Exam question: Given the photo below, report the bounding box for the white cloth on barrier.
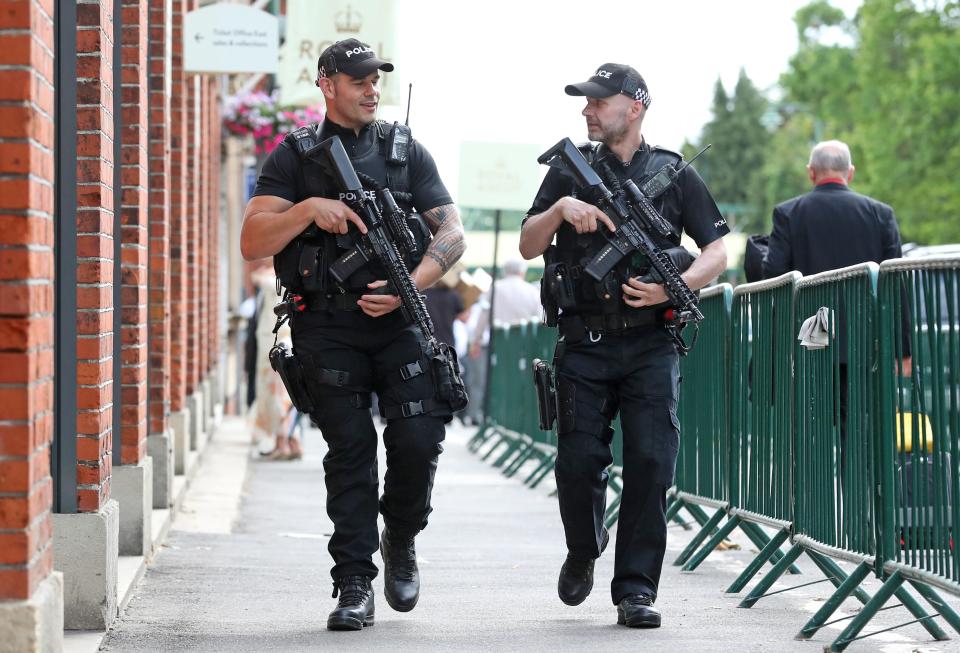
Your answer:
[797,306,833,350]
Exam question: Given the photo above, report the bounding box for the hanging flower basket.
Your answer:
[223,90,325,155]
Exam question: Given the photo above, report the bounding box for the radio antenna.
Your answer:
[404,83,412,126]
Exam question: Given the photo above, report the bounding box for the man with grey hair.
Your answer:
[763,139,903,278]
[763,139,909,477]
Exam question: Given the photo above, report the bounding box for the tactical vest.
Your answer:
[550,143,683,318]
[273,120,430,296]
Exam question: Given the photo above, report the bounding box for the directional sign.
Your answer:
[184,4,279,74]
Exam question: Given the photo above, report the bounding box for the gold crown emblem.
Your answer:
[335,5,362,33]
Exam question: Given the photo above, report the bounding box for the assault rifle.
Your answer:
[311,135,467,412]
[538,138,704,326]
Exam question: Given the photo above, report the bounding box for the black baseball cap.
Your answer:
[317,38,394,79]
[565,63,651,108]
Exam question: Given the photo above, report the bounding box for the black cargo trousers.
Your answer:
[291,308,452,582]
[553,322,680,604]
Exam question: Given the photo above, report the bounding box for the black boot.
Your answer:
[558,527,609,606]
[327,576,375,631]
[617,594,661,628]
[380,527,420,612]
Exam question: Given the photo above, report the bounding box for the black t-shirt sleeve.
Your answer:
[522,168,573,226]
[252,142,301,203]
[678,165,729,248]
[407,141,453,213]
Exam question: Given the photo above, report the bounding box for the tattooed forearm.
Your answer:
[422,203,455,232]
[422,203,465,273]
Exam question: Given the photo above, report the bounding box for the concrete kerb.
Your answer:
[62,411,239,653]
[147,428,175,508]
[113,457,154,556]
[170,409,190,475]
[200,378,211,440]
[53,500,119,630]
[0,572,63,653]
[187,390,205,452]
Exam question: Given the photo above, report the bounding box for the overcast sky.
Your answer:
[371,0,861,199]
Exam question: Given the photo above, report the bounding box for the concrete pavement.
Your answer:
[100,419,960,652]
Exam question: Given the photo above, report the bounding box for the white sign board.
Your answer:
[278,0,397,107]
[458,142,545,211]
[184,4,278,74]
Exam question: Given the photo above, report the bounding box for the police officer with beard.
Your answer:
[240,39,466,631]
[520,64,728,628]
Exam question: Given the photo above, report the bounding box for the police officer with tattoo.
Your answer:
[240,39,466,631]
[519,64,728,628]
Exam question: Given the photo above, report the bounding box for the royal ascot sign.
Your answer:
[184,4,279,73]
[458,142,545,212]
[278,0,398,107]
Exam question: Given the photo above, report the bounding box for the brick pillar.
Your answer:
[184,68,203,449]
[147,0,173,505]
[0,8,59,642]
[168,0,190,469]
[113,0,153,557]
[209,82,221,395]
[75,0,115,514]
[118,0,149,466]
[185,75,199,397]
[195,76,209,433]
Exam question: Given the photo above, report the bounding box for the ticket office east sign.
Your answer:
[184,4,279,74]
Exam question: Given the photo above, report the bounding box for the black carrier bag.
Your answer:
[743,234,769,283]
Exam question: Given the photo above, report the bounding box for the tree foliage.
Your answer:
[779,0,960,243]
[689,0,960,243]
[688,70,770,234]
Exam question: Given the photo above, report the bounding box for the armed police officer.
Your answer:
[519,64,728,628]
[240,39,466,631]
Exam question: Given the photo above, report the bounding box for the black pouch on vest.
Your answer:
[268,343,315,413]
[297,243,325,293]
[431,343,468,411]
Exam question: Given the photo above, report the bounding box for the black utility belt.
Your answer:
[300,291,364,312]
[560,310,662,337]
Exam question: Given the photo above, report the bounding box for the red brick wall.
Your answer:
[75,0,116,513]
[0,0,55,600]
[208,82,220,362]
[119,0,149,465]
[147,0,170,438]
[168,0,187,414]
[199,77,209,384]
[185,74,199,395]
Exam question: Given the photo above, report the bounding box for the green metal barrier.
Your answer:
[832,256,960,652]
[660,285,733,542]
[675,285,733,501]
[678,275,804,578]
[793,264,878,555]
[781,263,949,651]
[470,321,560,487]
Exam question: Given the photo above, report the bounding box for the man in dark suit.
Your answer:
[763,139,903,278]
[764,139,910,468]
